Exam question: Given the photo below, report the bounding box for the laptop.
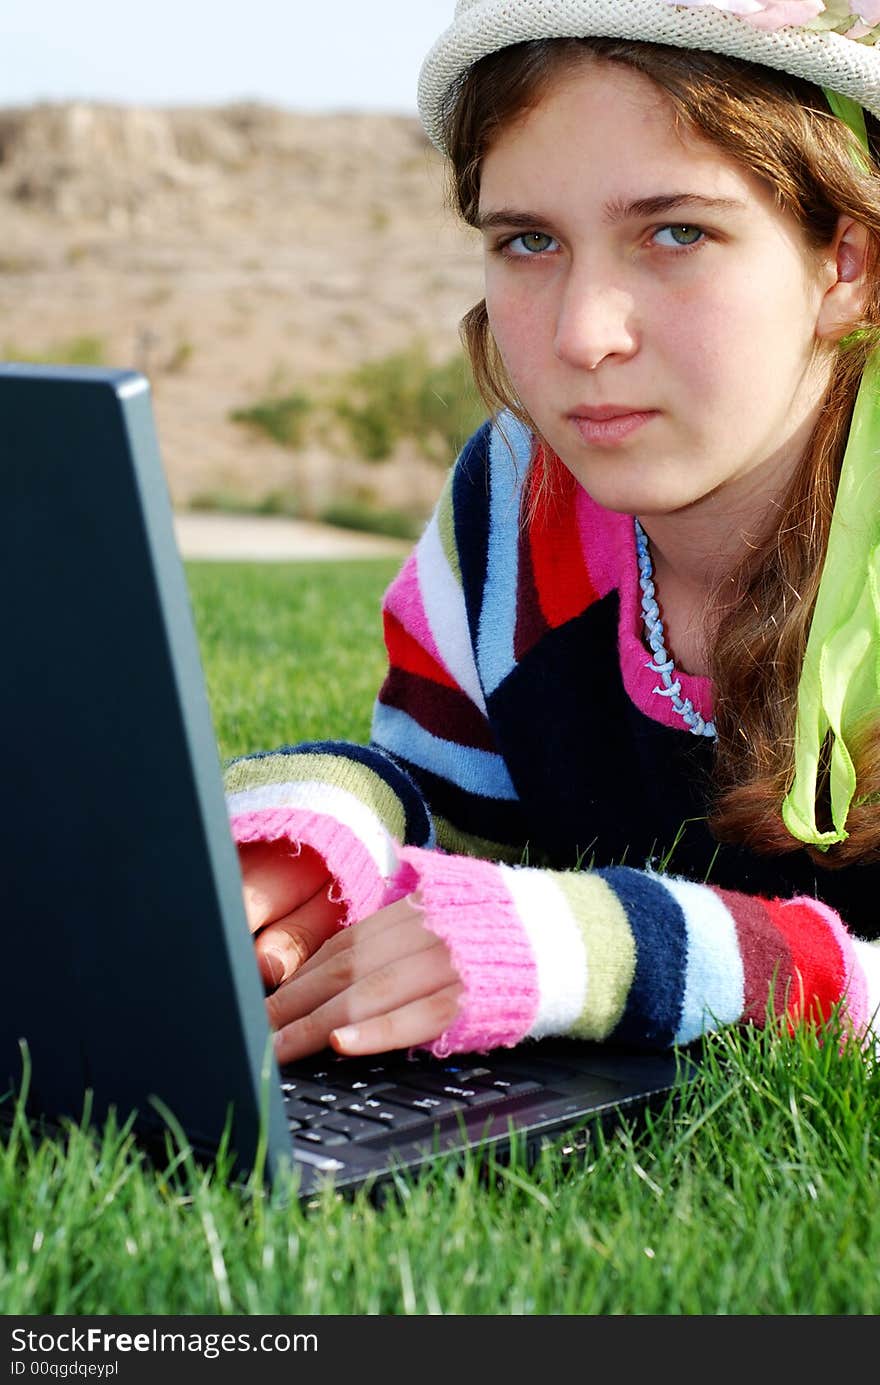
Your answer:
[0,363,697,1196]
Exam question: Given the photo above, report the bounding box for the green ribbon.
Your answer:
[782,90,880,848]
[822,87,870,162]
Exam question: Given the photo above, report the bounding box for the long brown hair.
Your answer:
[441,37,880,867]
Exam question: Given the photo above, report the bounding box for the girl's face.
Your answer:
[478,62,840,519]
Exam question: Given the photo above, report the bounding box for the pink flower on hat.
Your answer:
[741,2,825,29]
[821,0,880,37]
[660,0,821,26]
[661,1,880,41]
[849,0,880,36]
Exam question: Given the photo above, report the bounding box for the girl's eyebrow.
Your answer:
[476,192,747,231]
[603,192,748,222]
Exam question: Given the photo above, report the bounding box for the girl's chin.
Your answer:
[544,438,714,515]
[554,459,699,515]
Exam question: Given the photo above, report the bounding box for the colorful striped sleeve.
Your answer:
[390,845,880,1057]
[368,420,531,862]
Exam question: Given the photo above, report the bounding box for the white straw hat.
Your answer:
[418,0,880,152]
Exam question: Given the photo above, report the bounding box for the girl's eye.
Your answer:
[501,231,559,257]
[496,224,707,259]
[652,224,705,250]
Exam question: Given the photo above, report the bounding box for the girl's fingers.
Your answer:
[271,942,460,1063]
[330,984,464,1058]
[291,895,424,980]
[239,841,332,934]
[266,910,442,1021]
[253,886,346,989]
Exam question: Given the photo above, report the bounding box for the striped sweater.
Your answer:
[225,412,880,1057]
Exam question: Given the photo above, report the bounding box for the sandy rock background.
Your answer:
[0,102,485,517]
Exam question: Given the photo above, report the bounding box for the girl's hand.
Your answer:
[267,896,463,1062]
[238,840,345,991]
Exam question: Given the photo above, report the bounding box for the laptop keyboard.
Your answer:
[278,1050,564,1150]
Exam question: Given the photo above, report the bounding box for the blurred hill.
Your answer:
[0,102,484,518]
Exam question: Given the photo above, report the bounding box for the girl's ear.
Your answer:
[815,215,872,344]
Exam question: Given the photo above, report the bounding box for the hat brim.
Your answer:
[418,0,880,152]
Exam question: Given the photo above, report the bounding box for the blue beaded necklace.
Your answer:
[634,517,717,740]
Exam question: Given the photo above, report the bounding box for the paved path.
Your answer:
[173,512,412,562]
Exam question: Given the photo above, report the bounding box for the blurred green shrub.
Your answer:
[230,391,312,448]
[4,334,106,365]
[319,501,421,540]
[331,343,485,464]
[228,343,486,466]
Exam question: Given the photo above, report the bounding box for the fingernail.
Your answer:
[260,950,284,988]
[331,1025,358,1050]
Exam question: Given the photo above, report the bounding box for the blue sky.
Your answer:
[2,1,455,111]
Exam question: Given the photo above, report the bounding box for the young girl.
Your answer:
[227,1,880,1065]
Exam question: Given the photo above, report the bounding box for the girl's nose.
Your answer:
[553,270,638,371]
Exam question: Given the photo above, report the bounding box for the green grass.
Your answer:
[2,559,879,1315]
[186,559,399,759]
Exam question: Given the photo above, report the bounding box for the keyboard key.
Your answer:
[320,1075,396,1095]
[279,1079,340,1103]
[295,1129,349,1148]
[446,1085,511,1107]
[319,1114,391,1142]
[282,1099,320,1125]
[281,1060,348,1080]
[439,1065,493,1081]
[493,1061,576,1083]
[392,1073,506,1107]
[470,1076,542,1097]
[378,1087,464,1119]
[343,1100,429,1132]
[280,1078,323,1097]
[300,1092,344,1109]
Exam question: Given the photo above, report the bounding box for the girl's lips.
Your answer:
[569,410,658,445]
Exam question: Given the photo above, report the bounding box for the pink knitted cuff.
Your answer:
[393,845,540,1058]
[230,807,387,925]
